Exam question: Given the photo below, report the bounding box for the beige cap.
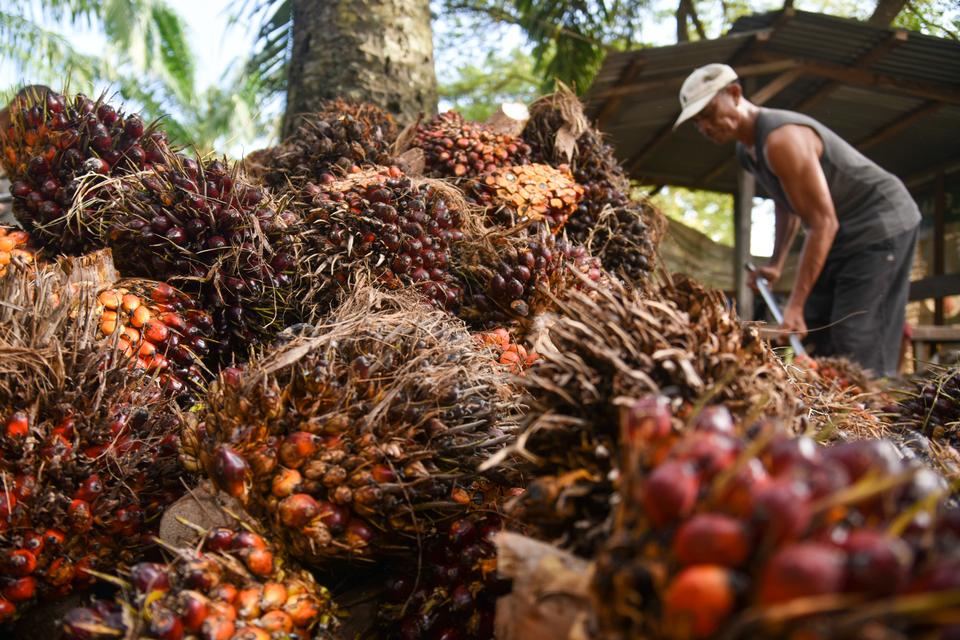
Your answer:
[673,63,738,129]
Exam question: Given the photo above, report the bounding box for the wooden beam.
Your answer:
[856,101,945,151]
[904,158,960,189]
[749,68,805,106]
[594,58,645,128]
[734,165,755,317]
[752,53,960,105]
[934,173,946,325]
[590,59,799,101]
[908,274,960,302]
[632,169,735,193]
[795,30,909,112]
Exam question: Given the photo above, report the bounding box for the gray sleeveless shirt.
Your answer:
[736,108,920,255]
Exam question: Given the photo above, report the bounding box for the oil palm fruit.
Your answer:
[60,525,339,639]
[1,89,165,254]
[414,111,531,180]
[0,227,35,279]
[470,163,584,233]
[185,285,524,563]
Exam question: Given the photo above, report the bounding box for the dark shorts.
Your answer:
[803,225,918,377]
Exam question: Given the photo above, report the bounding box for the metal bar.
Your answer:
[735,163,755,319]
[934,173,946,325]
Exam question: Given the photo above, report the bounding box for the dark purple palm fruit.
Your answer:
[289,165,464,313]
[379,513,507,640]
[1,89,163,254]
[101,155,299,361]
[247,99,399,189]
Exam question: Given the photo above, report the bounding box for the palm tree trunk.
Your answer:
[282,0,438,137]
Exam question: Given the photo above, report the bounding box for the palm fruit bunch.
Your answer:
[60,525,340,639]
[183,285,524,563]
[469,163,584,232]
[92,156,300,359]
[456,226,563,326]
[0,226,35,279]
[289,166,465,311]
[413,111,532,180]
[2,88,167,254]
[93,281,214,397]
[493,276,793,555]
[476,327,539,375]
[247,99,398,189]
[886,365,959,448]
[0,265,186,623]
[378,510,510,640]
[522,86,661,285]
[593,396,960,639]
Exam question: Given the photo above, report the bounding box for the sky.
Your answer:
[2,0,777,255]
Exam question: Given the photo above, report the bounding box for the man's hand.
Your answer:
[781,302,808,341]
[748,263,782,292]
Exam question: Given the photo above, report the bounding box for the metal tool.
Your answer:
[745,262,808,358]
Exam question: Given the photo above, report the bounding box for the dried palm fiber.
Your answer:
[882,365,960,469]
[594,396,960,640]
[0,226,37,279]
[482,273,795,555]
[245,99,398,190]
[376,503,512,640]
[0,261,188,624]
[522,85,663,286]
[67,154,300,362]
[282,165,468,314]
[411,111,532,180]
[469,163,584,232]
[61,523,340,639]
[183,282,527,563]
[2,88,168,254]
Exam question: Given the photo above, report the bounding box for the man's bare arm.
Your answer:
[765,125,838,336]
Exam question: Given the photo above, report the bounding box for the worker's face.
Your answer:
[692,87,740,144]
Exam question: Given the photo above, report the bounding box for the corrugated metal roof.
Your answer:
[584,9,960,194]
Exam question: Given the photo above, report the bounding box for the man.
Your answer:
[674,63,920,377]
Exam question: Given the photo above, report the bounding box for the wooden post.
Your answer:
[934,173,945,325]
[734,167,755,318]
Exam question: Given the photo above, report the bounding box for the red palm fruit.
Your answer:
[149,606,184,640]
[178,590,210,632]
[3,576,37,601]
[259,610,293,634]
[672,432,739,480]
[621,395,673,444]
[46,557,75,586]
[204,527,235,551]
[823,440,902,483]
[663,565,737,638]
[130,562,170,592]
[68,499,94,532]
[231,530,267,551]
[74,474,104,502]
[260,582,287,611]
[279,493,320,528]
[5,411,29,437]
[766,435,821,476]
[841,529,912,595]
[236,586,262,619]
[244,548,274,577]
[692,405,734,435]
[673,514,751,568]
[235,629,271,640]
[211,583,238,604]
[23,532,44,556]
[0,493,16,519]
[4,549,37,576]
[182,559,221,591]
[345,519,375,547]
[211,445,250,499]
[271,468,302,498]
[752,480,811,546]
[278,432,318,468]
[642,461,699,527]
[283,592,321,627]
[758,542,846,605]
[0,598,16,623]
[201,616,235,640]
